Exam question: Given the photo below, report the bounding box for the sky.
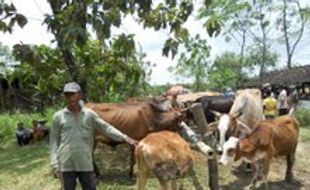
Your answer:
[1,0,310,85]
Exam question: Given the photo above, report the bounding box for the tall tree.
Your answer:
[2,0,219,96]
[276,0,308,68]
[199,0,280,77]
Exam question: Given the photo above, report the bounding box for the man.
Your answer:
[50,82,137,190]
[16,122,32,146]
[288,85,299,115]
[277,88,289,116]
[263,91,277,119]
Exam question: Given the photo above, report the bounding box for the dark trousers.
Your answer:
[278,108,289,116]
[16,134,30,146]
[61,171,96,190]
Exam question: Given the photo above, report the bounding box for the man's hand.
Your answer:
[124,136,138,147]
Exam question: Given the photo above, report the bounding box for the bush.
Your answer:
[296,108,310,127]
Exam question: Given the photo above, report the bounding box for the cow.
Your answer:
[85,99,189,177]
[219,115,299,189]
[209,89,264,152]
[194,95,234,123]
[135,131,193,190]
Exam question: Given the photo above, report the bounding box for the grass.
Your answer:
[300,125,310,142]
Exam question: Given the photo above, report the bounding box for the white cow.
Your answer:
[209,88,264,151]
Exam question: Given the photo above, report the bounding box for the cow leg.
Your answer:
[129,145,135,178]
[136,171,149,190]
[250,161,259,188]
[261,157,271,190]
[285,151,296,182]
[188,167,203,190]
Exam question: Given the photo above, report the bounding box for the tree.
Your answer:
[198,0,279,77]
[169,34,211,91]
[246,43,278,76]
[0,1,27,33]
[198,0,251,58]
[207,52,249,91]
[276,0,309,68]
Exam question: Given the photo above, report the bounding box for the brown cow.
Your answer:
[85,100,188,177]
[135,131,193,190]
[219,115,299,189]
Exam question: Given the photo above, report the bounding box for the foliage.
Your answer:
[296,108,310,127]
[207,52,249,91]
[1,0,224,98]
[10,37,152,106]
[245,43,278,74]
[198,0,310,75]
[170,34,211,91]
[0,1,27,33]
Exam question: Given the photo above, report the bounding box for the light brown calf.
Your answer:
[135,131,193,190]
[220,115,300,189]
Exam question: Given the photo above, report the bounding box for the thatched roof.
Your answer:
[244,65,310,87]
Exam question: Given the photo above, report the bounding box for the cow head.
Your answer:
[209,110,251,154]
[219,136,239,165]
[149,103,191,132]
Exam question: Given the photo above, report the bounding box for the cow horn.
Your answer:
[210,110,221,118]
[231,111,243,119]
[237,120,252,135]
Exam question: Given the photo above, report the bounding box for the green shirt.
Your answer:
[50,106,128,172]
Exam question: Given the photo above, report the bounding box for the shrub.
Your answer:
[296,108,310,127]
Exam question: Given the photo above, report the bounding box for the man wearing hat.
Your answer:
[50,82,137,190]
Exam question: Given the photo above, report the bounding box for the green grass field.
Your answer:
[0,110,309,190]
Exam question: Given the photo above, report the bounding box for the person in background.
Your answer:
[277,87,289,116]
[262,83,272,99]
[32,120,49,142]
[288,85,299,115]
[50,82,137,190]
[16,122,32,146]
[263,91,277,119]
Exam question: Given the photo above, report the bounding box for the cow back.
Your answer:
[196,95,234,122]
[135,131,193,180]
[231,88,263,128]
[247,115,299,157]
[86,102,183,141]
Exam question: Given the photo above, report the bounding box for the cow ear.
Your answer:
[208,121,219,131]
[237,120,252,135]
[210,110,221,118]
